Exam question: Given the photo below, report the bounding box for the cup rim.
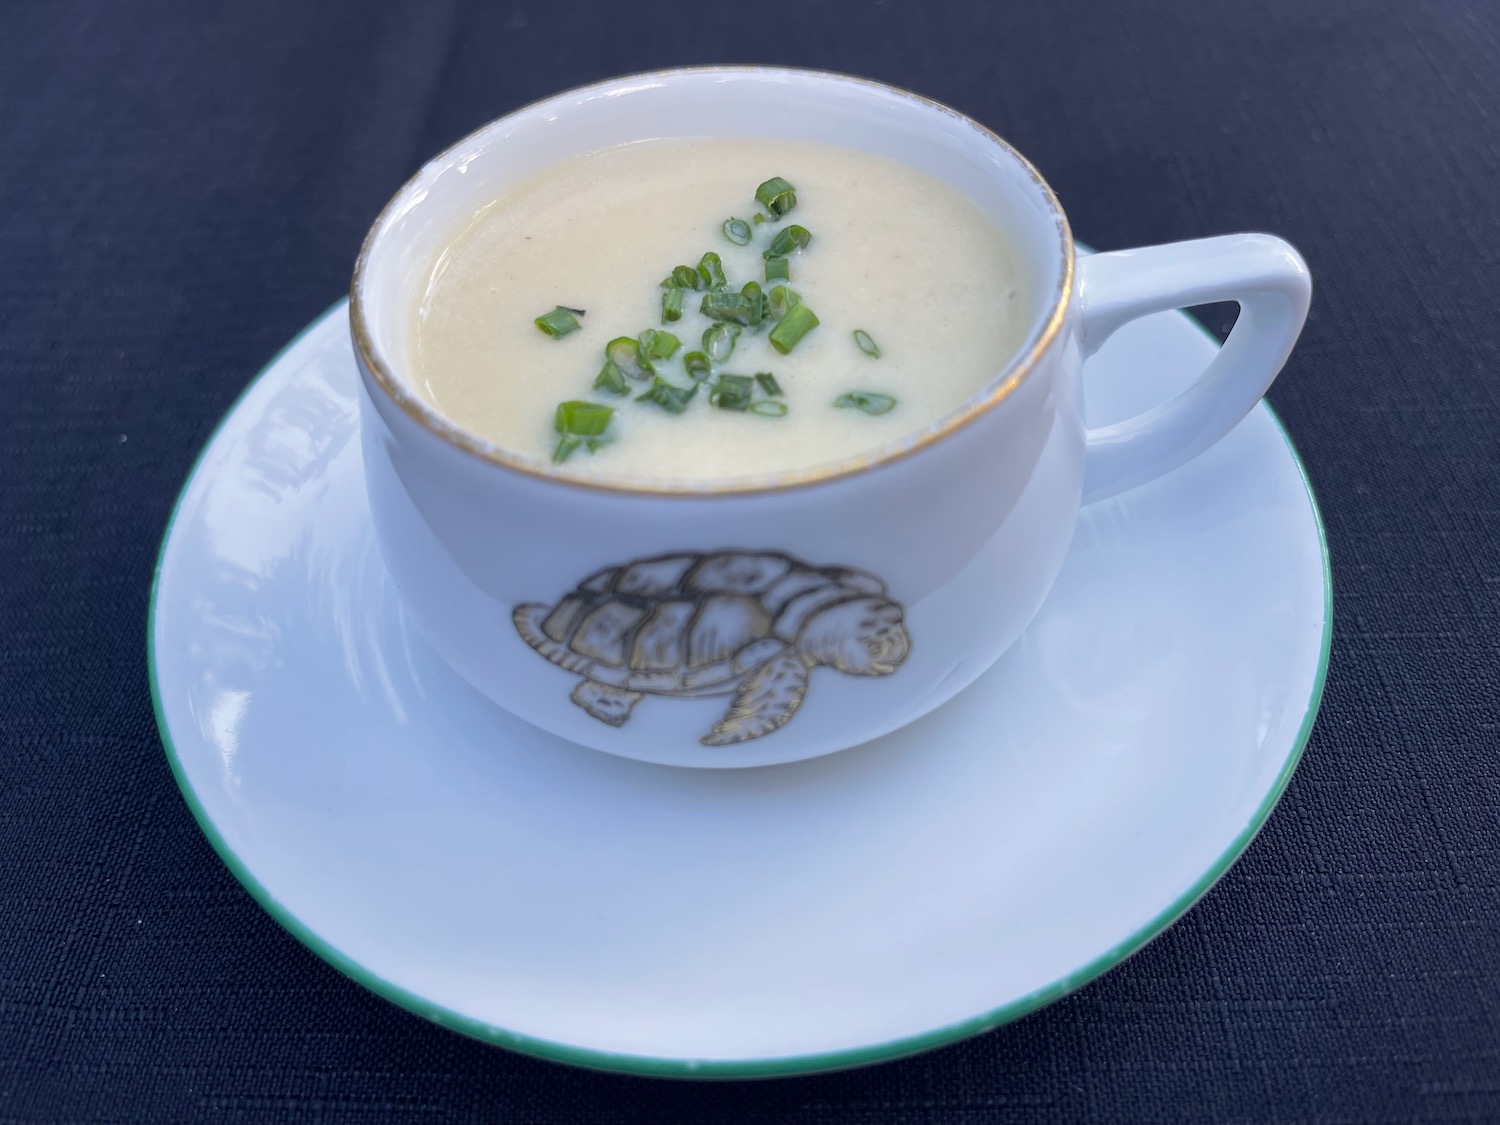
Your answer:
[349,65,1075,497]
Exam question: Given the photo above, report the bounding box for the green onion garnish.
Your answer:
[639,329,681,360]
[553,437,581,463]
[606,336,653,379]
[682,351,713,381]
[636,377,697,414]
[661,287,684,323]
[554,400,614,436]
[755,177,797,218]
[769,302,819,353]
[700,289,757,326]
[703,323,741,362]
[755,372,783,396]
[723,218,752,245]
[741,281,764,328]
[753,213,766,225]
[764,256,790,282]
[749,400,788,418]
[709,374,754,411]
[698,252,727,289]
[672,265,703,290]
[767,285,802,320]
[764,224,811,259]
[593,360,629,396]
[833,391,897,415]
[853,329,881,357]
[534,306,583,338]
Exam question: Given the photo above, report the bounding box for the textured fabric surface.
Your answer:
[2,0,1498,1121]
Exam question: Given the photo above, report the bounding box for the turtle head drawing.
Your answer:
[794,596,910,676]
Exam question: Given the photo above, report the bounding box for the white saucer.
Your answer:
[150,299,1330,1078]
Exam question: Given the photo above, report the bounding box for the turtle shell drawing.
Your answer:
[512,551,912,746]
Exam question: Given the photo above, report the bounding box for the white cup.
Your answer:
[351,67,1311,769]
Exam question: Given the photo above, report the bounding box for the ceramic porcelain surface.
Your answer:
[352,69,1310,767]
[151,301,1330,1077]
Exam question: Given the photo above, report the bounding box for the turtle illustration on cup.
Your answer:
[512,550,912,746]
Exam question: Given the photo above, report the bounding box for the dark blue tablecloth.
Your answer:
[3,1,1497,1120]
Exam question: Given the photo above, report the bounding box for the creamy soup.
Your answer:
[407,137,1027,482]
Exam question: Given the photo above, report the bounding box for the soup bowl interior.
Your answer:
[351,66,1071,486]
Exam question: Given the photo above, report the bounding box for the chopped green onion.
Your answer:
[636,377,697,414]
[833,391,897,415]
[853,329,881,357]
[661,287,684,323]
[752,213,766,225]
[700,288,758,326]
[660,275,675,289]
[764,256,790,282]
[764,224,811,259]
[741,281,764,327]
[682,351,713,381]
[755,177,797,218]
[554,400,614,436]
[749,400,788,418]
[723,217,752,245]
[593,360,629,396]
[606,336,653,379]
[767,284,802,320]
[534,306,583,338]
[703,323,741,362]
[755,372,783,396]
[553,437,581,463]
[769,302,819,353]
[672,265,703,290]
[709,374,754,411]
[698,252,727,289]
[639,329,681,360]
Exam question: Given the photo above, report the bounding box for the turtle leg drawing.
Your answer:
[571,681,643,727]
[702,652,810,746]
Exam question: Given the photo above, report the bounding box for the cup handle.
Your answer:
[1077,233,1311,504]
